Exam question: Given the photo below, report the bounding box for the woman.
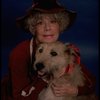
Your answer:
[1,0,96,100]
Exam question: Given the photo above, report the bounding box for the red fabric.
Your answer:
[1,75,47,100]
[65,64,74,74]
[1,40,47,100]
[9,40,31,98]
[1,40,96,100]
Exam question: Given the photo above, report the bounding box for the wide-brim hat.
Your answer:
[16,0,77,33]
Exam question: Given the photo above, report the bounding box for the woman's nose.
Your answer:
[44,22,51,31]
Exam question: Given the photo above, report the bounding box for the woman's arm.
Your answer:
[9,40,47,100]
[9,40,32,99]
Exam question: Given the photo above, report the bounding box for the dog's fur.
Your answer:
[33,41,97,100]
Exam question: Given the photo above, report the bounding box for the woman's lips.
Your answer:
[43,35,54,39]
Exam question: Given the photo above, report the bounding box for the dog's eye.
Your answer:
[38,48,43,53]
[50,51,57,56]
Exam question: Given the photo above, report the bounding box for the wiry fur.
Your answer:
[33,41,97,100]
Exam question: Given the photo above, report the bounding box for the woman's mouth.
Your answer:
[43,35,54,39]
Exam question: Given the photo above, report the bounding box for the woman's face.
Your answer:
[35,15,60,43]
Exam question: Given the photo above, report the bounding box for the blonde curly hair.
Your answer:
[25,11,70,34]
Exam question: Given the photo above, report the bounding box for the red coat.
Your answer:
[1,39,96,100]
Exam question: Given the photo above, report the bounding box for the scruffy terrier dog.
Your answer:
[33,41,97,100]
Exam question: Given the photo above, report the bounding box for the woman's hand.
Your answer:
[51,83,78,97]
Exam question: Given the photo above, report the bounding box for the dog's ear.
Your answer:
[64,45,71,55]
[64,48,70,55]
[65,43,80,57]
[65,43,80,65]
[64,43,70,53]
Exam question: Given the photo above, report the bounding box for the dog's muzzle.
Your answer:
[35,62,45,71]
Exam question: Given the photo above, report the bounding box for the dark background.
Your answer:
[1,0,99,95]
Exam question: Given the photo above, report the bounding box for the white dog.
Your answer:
[33,41,96,100]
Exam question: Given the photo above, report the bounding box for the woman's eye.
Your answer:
[51,20,57,23]
[50,51,57,56]
[36,21,42,25]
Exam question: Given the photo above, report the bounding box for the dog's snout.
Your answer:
[35,63,45,71]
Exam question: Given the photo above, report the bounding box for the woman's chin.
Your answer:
[43,39,57,43]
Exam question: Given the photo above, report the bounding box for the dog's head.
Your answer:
[33,41,76,79]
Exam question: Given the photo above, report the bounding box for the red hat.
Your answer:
[16,0,77,32]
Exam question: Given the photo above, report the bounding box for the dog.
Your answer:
[33,41,97,100]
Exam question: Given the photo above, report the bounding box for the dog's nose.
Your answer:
[35,63,45,71]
